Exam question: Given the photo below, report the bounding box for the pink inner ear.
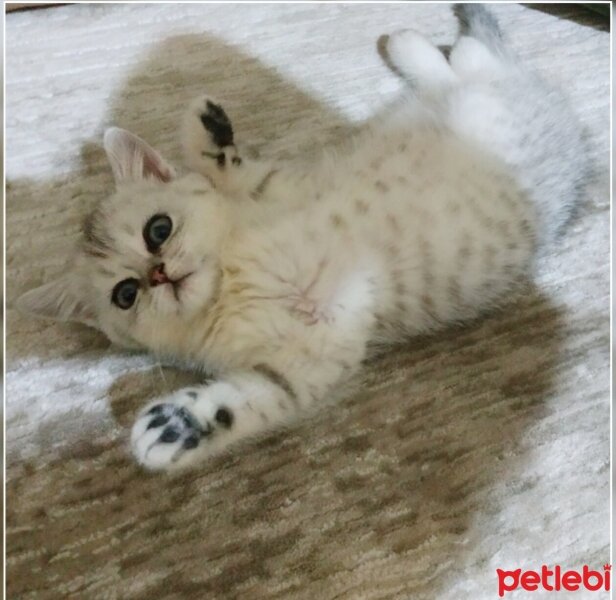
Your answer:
[143,152,172,183]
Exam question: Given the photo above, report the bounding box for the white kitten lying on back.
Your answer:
[20,5,589,471]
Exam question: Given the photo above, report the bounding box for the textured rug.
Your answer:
[6,4,610,599]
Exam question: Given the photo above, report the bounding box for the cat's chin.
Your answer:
[170,264,221,318]
[170,272,194,306]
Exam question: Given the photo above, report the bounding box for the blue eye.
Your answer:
[112,278,139,309]
[144,214,172,252]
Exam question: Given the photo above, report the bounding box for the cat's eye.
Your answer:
[144,214,172,252]
[112,278,140,310]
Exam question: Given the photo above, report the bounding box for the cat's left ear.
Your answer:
[103,127,176,185]
[16,276,97,327]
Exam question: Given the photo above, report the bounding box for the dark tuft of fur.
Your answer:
[453,4,506,54]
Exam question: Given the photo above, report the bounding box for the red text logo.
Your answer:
[496,564,611,597]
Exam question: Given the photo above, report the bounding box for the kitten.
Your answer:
[19,5,589,471]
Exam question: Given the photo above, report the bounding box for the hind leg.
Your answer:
[449,4,509,81]
[386,30,457,93]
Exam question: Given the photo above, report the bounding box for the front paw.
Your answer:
[131,387,235,471]
[131,402,209,471]
[182,95,243,175]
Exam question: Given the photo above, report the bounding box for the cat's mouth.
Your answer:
[170,272,193,302]
[151,271,193,303]
[149,263,194,303]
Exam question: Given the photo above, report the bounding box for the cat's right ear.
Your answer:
[16,277,96,327]
[103,127,176,186]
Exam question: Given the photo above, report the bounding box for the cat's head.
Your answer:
[18,128,230,351]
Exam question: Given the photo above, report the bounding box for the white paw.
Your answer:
[182,95,243,176]
[387,30,455,86]
[388,29,433,57]
[131,391,233,471]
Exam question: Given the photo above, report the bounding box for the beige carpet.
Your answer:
[6,4,610,599]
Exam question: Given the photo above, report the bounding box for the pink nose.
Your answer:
[150,263,170,286]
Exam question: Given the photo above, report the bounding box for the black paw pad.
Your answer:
[177,406,207,433]
[200,101,234,148]
[183,434,200,450]
[147,414,170,430]
[160,426,181,443]
[143,403,210,453]
[215,407,233,429]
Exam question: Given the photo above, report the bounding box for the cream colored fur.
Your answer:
[18,9,589,471]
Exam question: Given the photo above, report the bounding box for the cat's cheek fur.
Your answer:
[172,260,222,317]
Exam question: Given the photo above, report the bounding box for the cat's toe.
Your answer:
[131,402,210,471]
